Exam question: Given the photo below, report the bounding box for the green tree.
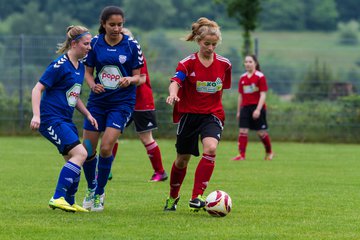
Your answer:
[259,0,306,30]
[217,0,261,57]
[123,0,176,31]
[304,0,338,31]
[296,59,334,101]
[335,0,360,22]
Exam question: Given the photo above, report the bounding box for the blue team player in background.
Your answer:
[81,6,144,212]
[30,25,98,213]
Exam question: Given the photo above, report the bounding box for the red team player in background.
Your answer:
[232,54,273,161]
[164,17,232,212]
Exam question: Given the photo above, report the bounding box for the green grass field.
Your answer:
[1,137,360,239]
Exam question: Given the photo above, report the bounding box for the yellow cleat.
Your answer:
[49,197,76,212]
[72,203,89,212]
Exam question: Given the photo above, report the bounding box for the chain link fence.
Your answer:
[0,34,359,142]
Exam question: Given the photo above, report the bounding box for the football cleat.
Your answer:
[232,155,245,161]
[82,188,95,210]
[265,152,274,161]
[72,203,89,212]
[49,197,76,212]
[164,196,180,211]
[149,171,168,182]
[91,193,105,212]
[108,171,113,181]
[189,195,206,212]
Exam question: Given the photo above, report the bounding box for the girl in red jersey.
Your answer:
[232,54,273,161]
[163,17,232,212]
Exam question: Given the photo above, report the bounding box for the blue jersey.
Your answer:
[84,33,144,108]
[39,54,85,124]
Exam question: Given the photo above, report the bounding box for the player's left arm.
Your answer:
[75,99,98,130]
[253,92,266,119]
[118,68,141,87]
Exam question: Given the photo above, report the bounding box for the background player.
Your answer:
[30,25,97,212]
[163,17,232,212]
[232,54,273,161]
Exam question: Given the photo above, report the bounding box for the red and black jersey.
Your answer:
[171,52,232,123]
[135,57,155,111]
[238,70,268,107]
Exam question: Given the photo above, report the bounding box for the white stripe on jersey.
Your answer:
[179,53,196,64]
[216,55,231,65]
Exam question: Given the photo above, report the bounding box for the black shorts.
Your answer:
[239,105,268,130]
[132,110,158,133]
[176,113,223,157]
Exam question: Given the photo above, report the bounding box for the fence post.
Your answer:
[254,37,259,57]
[19,34,24,129]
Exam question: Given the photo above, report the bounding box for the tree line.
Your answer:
[0,0,359,35]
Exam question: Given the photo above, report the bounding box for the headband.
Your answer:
[73,31,90,41]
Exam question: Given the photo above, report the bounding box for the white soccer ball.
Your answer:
[205,190,232,217]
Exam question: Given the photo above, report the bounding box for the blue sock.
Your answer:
[95,155,113,195]
[54,161,81,200]
[66,173,81,205]
[83,156,98,190]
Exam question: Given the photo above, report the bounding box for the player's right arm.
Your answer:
[85,66,105,94]
[166,81,180,105]
[30,82,45,130]
[236,94,242,120]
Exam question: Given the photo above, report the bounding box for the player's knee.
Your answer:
[99,144,112,157]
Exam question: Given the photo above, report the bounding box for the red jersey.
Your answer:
[171,52,232,123]
[135,57,155,111]
[238,70,268,107]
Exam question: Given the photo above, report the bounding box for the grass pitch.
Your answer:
[1,137,360,239]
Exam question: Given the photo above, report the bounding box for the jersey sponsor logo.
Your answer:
[196,78,223,93]
[66,83,81,107]
[119,55,127,64]
[243,83,259,94]
[99,65,123,89]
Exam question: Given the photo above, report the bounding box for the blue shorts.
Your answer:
[83,105,133,133]
[39,121,81,155]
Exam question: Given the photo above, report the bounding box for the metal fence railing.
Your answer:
[0,35,359,142]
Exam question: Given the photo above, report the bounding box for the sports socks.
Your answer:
[169,162,187,199]
[53,161,81,200]
[145,141,164,173]
[83,156,97,190]
[192,154,215,199]
[66,174,81,205]
[259,132,272,153]
[95,155,114,195]
[238,133,248,158]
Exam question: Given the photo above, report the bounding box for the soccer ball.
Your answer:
[205,190,232,217]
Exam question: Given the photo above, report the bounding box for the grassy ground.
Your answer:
[1,137,360,239]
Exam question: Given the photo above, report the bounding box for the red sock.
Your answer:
[169,162,187,199]
[145,141,164,173]
[260,133,272,153]
[238,133,248,157]
[192,154,215,199]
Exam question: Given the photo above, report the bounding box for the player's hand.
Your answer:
[166,95,180,105]
[118,77,131,88]
[236,112,240,121]
[91,83,105,94]
[87,114,98,130]
[30,115,40,130]
[252,109,260,119]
